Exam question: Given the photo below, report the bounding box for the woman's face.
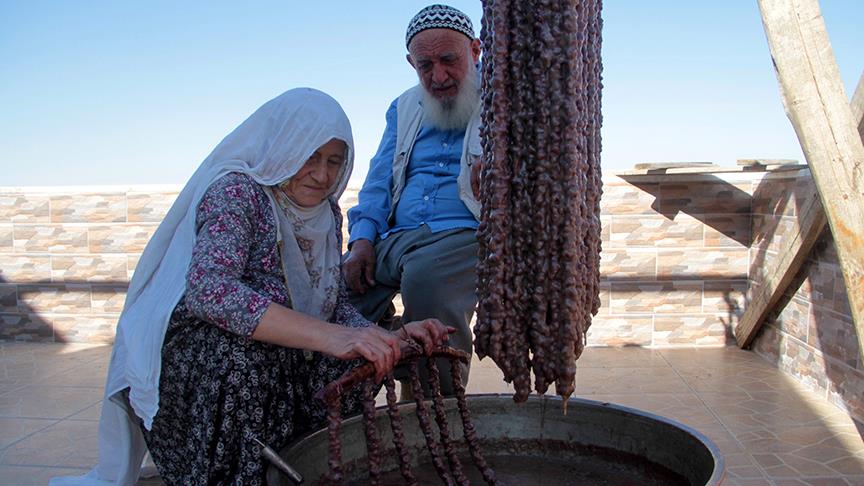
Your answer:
[282,139,347,207]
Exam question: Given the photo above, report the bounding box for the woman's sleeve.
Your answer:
[183,174,273,336]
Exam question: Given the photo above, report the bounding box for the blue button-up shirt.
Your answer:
[347,98,478,246]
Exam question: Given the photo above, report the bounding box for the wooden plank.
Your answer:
[632,162,715,170]
[737,0,864,352]
[736,189,826,348]
[737,158,799,166]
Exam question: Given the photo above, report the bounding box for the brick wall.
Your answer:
[1,168,860,422]
[0,173,766,345]
[0,186,180,342]
[590,171,752,347]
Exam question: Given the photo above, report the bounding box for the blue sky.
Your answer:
[1,1,861,186]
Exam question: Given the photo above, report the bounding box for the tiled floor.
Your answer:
[1,343,862,485]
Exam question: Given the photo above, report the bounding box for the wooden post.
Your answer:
[737,0,864,356]
[852,71,864,142]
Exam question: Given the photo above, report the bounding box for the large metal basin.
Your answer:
[268,394,724,485]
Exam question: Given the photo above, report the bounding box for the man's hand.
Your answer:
[344,239,377,294]
[470,159,482,198]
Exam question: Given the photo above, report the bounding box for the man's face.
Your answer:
[407,29,481,108]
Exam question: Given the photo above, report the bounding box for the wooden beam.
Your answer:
[737,0,864,353]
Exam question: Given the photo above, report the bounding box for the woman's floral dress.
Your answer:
[140,173,370,485]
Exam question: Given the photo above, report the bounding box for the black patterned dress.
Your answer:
[141,173,369,485]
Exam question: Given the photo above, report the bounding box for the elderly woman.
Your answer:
[52,88,451,486]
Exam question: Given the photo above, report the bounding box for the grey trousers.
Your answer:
[348,225,478,396]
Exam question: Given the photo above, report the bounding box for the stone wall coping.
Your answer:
[607,170,766,185]
[758,166,813,180]
[612,163,806,176]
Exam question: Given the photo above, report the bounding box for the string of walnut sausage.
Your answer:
[316,346,496,485]
[475,0,603,404]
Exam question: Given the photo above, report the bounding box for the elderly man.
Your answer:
[345,4,482,396]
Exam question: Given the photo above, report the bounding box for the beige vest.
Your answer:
[389,85,481,223]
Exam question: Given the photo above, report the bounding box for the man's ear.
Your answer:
[470,38,481,63]
[406,53,415,68]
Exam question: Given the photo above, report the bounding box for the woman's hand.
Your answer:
[324,325,402,382]
[400,319,455,355]
[318,319,453,382]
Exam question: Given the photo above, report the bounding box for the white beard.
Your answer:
[420,64,480,132]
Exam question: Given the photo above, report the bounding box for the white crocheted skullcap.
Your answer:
[406,4,475,47]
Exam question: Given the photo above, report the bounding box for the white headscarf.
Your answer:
[51,87,354,486]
